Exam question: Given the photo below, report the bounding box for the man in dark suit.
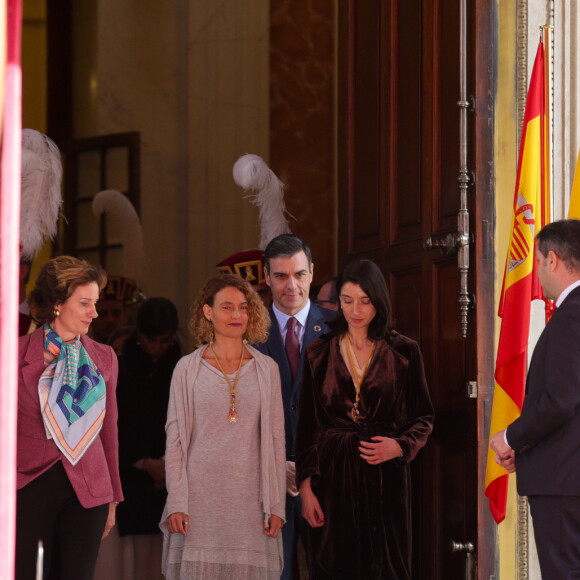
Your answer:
[490,219,580,579]
[257,234,334,580]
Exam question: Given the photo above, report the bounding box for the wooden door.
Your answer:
[338,1,495,578]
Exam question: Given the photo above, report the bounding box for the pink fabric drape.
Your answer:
[0,0,22,578]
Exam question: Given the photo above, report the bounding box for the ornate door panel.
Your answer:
[338,1,493,578]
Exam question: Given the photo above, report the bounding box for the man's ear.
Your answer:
[547,250,559,271]
[264,266,271,287]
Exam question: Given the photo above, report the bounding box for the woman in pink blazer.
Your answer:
[16,256,123,580]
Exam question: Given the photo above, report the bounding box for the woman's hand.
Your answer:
[263,515,284,538]
[299,478,325,528]
[359,436,402,465]
[166,512,190,535]
[101,502,117,539]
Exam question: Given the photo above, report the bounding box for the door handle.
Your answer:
[450,540,476,580]
[423,0,473,339]
[423,232,469,254]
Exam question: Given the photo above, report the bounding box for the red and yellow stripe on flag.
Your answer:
[485,40,548,524]
[569,150,580,219]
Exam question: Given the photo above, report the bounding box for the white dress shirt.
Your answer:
[272,301,311,348]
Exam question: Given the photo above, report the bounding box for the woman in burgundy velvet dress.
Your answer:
[296,259,434,579]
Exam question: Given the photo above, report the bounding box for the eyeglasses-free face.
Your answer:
[265,251,313,316]
[339,282,376,331]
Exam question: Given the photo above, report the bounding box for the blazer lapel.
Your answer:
[267,311,293,395]
[302,305,327,347]
[267,304,329,392]
[295,304,327,389]
[81,335,102,367]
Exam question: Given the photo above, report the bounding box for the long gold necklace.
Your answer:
[210,341,245,423]
[344,333,375,421]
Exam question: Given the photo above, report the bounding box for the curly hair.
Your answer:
[189,274,270,347]
[28,256,107,325]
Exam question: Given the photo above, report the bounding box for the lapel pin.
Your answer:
[314,325,322,333]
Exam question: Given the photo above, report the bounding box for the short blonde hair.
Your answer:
[189,274,270,347]
[28,256,107,324]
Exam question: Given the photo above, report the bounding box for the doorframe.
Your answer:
[473,1,497,578]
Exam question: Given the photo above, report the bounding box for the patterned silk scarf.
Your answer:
[38,325,107,465]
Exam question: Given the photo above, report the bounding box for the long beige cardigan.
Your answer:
[159,344,286,575]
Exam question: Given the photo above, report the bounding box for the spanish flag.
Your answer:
[485,39,549,524]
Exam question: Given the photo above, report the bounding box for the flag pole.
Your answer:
[542,26,553,224]
[542,25,555,322]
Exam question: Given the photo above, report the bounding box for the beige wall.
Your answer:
[70,0,269,337]
[493,3,518,579]
[22,0,337,344]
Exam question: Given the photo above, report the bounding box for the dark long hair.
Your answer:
[329,259,393,340]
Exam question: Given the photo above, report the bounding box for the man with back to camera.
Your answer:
[257,234,334,580]
[490,219,580,579]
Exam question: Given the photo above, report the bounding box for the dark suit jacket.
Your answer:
[256,302,334,459]
[18,327,124,508]
[507,285,580,496]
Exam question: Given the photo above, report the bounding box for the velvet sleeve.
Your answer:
[394,341,434,463]
[295,348,322,488]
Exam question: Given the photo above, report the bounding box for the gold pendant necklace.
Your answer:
[210,341,245,423]
[344,333,375,421]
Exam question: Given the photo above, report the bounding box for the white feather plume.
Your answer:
[20,129,63,260]
[233,154,291,250]
[92,190,146,284]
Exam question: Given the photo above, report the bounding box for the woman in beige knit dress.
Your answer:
[160,274,286,579]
